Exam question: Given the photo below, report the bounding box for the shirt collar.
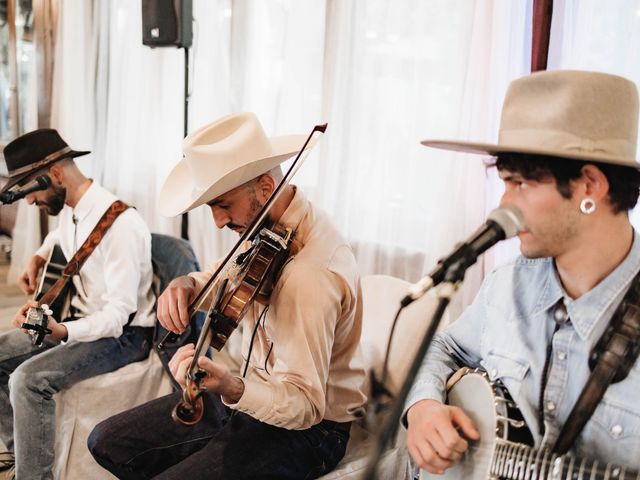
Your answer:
[542,230,640,341]
[534,258,565,314]
[71,180,98,224]
[274,186,310,241]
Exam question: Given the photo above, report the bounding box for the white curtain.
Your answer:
[10,0,535,319]
[310,0,531,315]
[5,0,45,284]
[190,0,533,318]
[189,0,327,268]
[548,0,640,228]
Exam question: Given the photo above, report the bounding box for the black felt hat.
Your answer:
[1,129,90,193]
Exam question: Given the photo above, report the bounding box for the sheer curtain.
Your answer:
[53,0,191,234]
[547,0,640,229]
[5,0,50,284]
[188,0,326,268]
[307,0,532,314]
[10,0,534,318]
[189,0,533,316]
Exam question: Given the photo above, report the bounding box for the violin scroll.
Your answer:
[171,371,207,425]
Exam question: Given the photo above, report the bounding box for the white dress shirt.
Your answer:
[36,181,155,342]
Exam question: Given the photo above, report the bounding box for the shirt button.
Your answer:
[546,401,556,412]
[611,424,623,438]
[557,352,567,360]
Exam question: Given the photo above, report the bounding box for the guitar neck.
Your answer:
[492,440,639,480]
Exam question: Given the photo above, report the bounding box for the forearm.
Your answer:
[405,333,465,407]
[50,321,68,341]
[225,376,323,429]
[220,376,245,404]
[65,298,135,341]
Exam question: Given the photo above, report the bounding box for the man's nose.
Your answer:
[210,206,229,229]
[498,188,513,208]
[25,193,36,205]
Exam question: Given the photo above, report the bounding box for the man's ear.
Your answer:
[256,173,276,202]
[577,164,609,204]
[47,163,64,186]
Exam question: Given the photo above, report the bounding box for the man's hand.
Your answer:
[12,301,35,331]
[17,255,47,295]
[157,276,196,334]
[169,344,244,403]
[12,300,67,340]
[406,399,480,475]
[168,343,196,385]
[196,356,245,404]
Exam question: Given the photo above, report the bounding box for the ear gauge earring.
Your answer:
[580,197,596,214]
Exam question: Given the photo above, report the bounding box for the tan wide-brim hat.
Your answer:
[422,70,640,168]
[159,112,315,216]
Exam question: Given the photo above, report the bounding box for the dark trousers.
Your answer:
[88,390,350,480]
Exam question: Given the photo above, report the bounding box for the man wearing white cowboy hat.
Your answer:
[404,70,640,475]
[88,112,367,479]
[0,129,156,479]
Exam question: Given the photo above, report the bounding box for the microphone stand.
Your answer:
[361,257,469,480]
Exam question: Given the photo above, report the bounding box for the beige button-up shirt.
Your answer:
[191,188,366,430]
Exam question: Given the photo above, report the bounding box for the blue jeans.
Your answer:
[0,326,152,480]
[88,390,350,479]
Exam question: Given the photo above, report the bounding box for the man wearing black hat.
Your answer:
[0,129,156,479]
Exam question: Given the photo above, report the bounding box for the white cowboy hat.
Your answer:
[422,70,640,168]
[159,112,315,216]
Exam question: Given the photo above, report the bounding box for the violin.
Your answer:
[159,123,327,426]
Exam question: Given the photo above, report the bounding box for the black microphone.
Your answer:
[0,175,52,204]
[401,205,524,306]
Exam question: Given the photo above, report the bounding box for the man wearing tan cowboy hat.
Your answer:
[0,129,156,479]
[88,112,367,479]
[404,70,640,476]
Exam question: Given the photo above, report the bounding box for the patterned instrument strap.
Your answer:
[38,200,129,308]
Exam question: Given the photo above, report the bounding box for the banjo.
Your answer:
[420,368,639,480]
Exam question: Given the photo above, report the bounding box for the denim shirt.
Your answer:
[405,232,640,468]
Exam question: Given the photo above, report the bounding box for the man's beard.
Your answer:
[227,195,264,233]
[39,185,67,216]
[246,196,263,225]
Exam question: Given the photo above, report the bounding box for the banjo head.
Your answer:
[420,370,500,480]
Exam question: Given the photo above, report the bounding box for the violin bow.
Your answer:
[187,278,228,373]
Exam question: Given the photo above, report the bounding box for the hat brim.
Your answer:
[158,134,316,217]
[0,149,90,194]
[421,139,640,169]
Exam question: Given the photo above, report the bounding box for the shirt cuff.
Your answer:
[35,245,51,260]
[188,272,208,289]
[62,319,91,342]
[223,377,276,423]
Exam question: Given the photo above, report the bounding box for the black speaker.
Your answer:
[142,0,192,48]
